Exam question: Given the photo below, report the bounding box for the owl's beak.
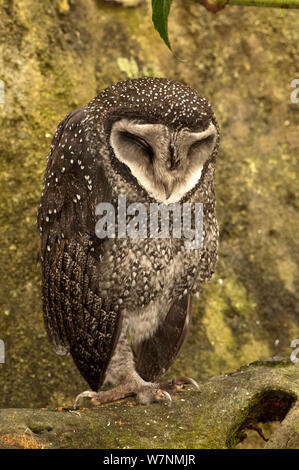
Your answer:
[163,181,174,200]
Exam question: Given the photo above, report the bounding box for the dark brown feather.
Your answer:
[134,294,192,382]
[37,108,122,391]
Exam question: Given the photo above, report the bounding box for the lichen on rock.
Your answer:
[0,361,298,448]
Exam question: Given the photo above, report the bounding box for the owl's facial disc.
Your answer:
[109,118,217,203]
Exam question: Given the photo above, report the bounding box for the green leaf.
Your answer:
[151,0,173,51]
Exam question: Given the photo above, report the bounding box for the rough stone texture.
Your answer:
[0,361,298,449]
[265,402,299,449]
[0,0,298,428]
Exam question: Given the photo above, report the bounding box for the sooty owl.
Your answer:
[37,77,220,405]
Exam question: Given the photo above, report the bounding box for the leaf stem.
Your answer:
[201,0,299,9]
[229,0,299,7]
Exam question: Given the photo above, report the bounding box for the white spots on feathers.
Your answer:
[38,77,218,313]
[85,77,215,132]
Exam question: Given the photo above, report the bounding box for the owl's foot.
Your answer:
[74,375,200,407]
[74,380,171,407]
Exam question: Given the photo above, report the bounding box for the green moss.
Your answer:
[0,363,297,448]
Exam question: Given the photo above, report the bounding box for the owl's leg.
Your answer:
[74,322,171,406]
[74,321,199,407]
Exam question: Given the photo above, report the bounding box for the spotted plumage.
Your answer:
[37,77,220,404]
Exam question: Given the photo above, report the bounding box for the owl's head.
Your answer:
[109,117,217,203]
[93,78,219,203]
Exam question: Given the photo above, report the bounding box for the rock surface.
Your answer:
[0,361,298,449]
[265,401,299,449]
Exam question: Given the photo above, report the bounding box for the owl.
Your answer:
[37,77,220,406]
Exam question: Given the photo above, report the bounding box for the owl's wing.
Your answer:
[37,108,122,391]
[134,294,192,382]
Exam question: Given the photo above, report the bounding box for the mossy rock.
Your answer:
[0,361,298,449]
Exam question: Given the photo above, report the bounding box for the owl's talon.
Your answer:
[137,386,172,405]
[158,390,172,404]
[91,396,106,407]
[174,376,201,391]
[74,390,99,408]
[160,376,201,393]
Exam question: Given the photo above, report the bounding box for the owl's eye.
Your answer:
[119,131,154,161]
[187,134,216,164]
